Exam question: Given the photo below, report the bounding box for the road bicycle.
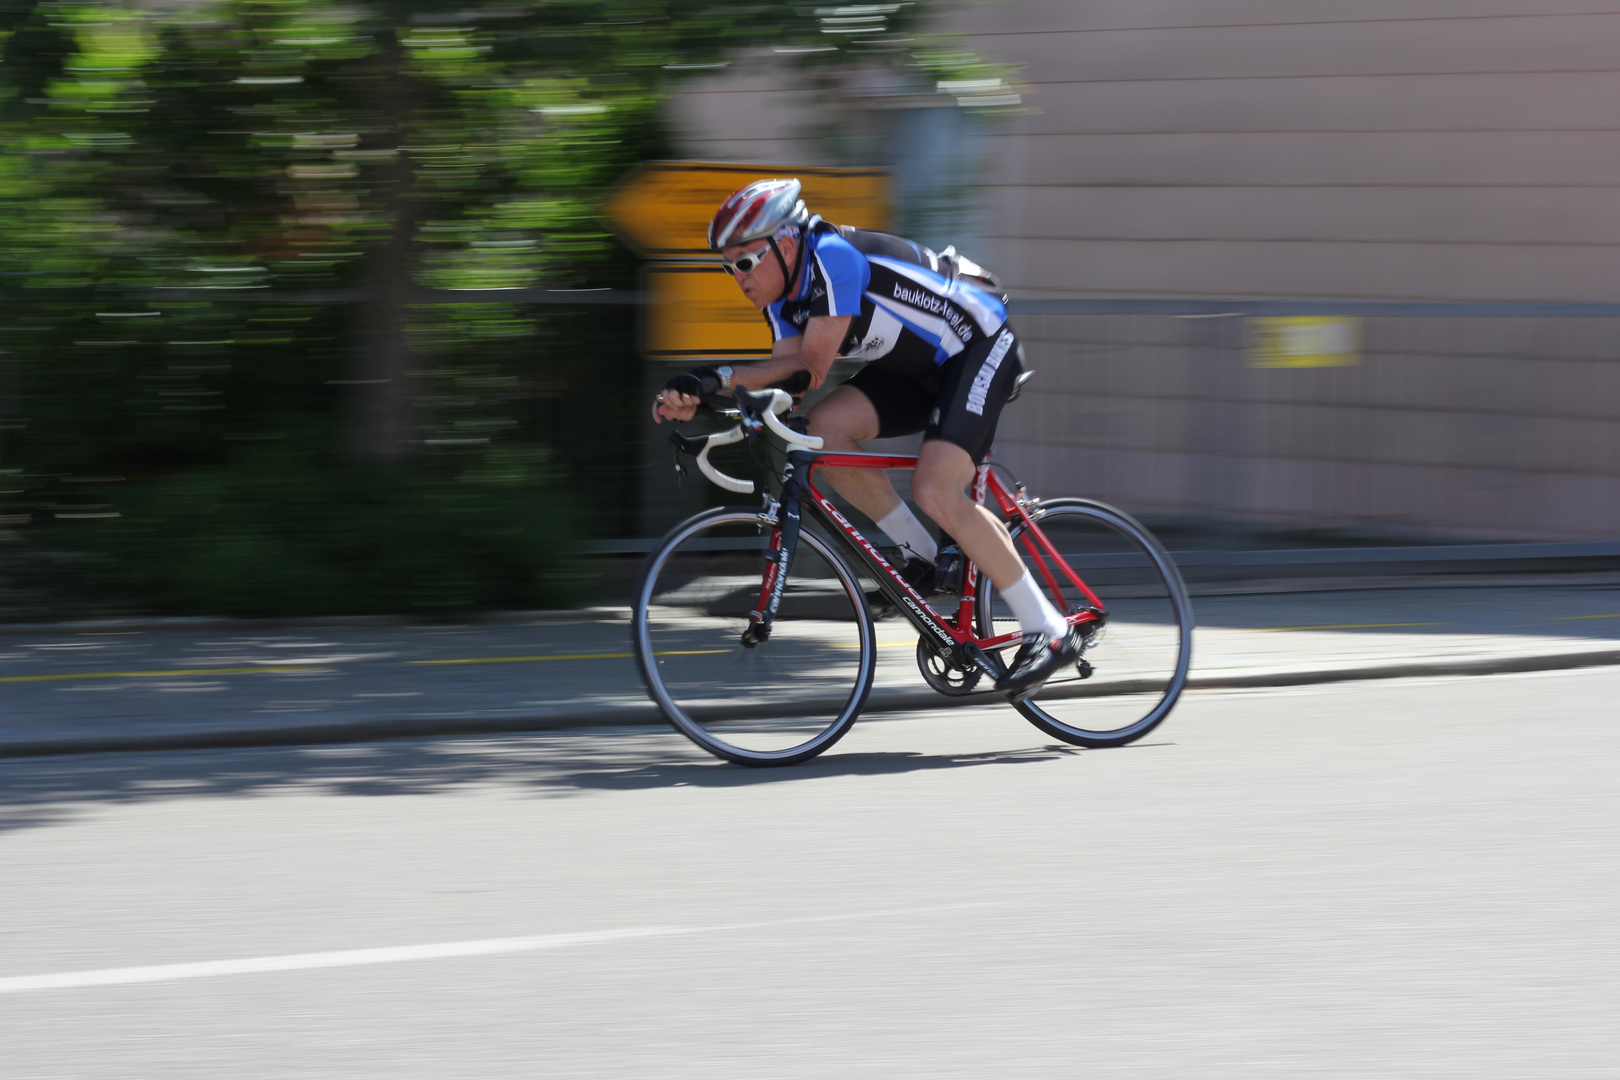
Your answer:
[632,385,1193,766]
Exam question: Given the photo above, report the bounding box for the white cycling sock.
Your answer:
[876,503,938,564]
[1000,571,1068,639]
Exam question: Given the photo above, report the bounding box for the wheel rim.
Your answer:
[634,510,874,764]
[976,501,1192,744]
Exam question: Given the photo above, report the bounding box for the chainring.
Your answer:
[915,637,983,697]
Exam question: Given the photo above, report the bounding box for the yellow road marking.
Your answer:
[411,649,726,666]
[413,652,630,665]
[1243,622,1448,633]
[10,612,1610,684]
[0,666,328,684]
[832,641,920,649]
[5,647,786,682]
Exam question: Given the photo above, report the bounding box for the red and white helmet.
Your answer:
[708,178,809,251]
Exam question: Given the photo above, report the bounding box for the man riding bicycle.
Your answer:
[651,177,1081,699]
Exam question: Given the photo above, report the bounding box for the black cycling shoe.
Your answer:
[865,556,937,618]
[994,625,1083,702]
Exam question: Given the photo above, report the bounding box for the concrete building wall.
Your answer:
[667,65,824,167]
[947,0,1620,302]
[662,2,1620,540]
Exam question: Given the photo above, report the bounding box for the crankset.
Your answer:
[915,637,983,697]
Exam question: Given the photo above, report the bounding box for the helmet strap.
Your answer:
[768,231,804,304]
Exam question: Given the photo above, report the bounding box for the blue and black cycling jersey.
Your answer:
[764,218,1009,379]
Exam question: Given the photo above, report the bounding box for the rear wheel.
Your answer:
[632,507,876,766]
[975,498,1192,747]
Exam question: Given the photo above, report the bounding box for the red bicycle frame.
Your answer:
[748,449,1107,656]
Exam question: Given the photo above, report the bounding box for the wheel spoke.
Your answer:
[633,510,875,766]
[977,500,1192,747]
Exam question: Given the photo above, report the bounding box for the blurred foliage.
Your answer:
[75,444,584,618]
[0,0,942,618]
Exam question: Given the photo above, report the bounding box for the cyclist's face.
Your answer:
[722,236,792,308]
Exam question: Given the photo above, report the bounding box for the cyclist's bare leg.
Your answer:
[910,439,1025,592]
[804,384,906,523]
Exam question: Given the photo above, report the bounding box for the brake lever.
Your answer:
[667,428,706,484]
[665,425,754,493]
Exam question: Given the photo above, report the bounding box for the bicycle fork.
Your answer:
[742,454,808,648]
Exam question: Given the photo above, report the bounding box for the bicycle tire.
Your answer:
[632,506,876,766]
[975,498,1193,748]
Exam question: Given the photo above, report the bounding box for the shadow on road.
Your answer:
[561,744,1087,791]
[0,732,1100,836]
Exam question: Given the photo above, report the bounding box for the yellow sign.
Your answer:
[1248,316,1360,368]
[643,263,773,361]
[604,161,888,258]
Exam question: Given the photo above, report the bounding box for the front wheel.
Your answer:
[632,507,876,766]
[976,498,1193,747]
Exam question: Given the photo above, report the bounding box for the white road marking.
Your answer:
[0,903,1000,995]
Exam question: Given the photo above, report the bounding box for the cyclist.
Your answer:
[651,177,1081,699]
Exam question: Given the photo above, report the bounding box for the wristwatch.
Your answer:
[715,365,734,392]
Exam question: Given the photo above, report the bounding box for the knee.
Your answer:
[912,472,968,523]
[805,410,838,439]
[806,409,865,452]
[804,401,841,438]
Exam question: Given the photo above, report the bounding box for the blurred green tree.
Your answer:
[0,0,939,617]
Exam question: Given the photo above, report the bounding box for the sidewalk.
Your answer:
[2,579,1618,758]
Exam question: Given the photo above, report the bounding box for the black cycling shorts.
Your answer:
[842,325,1024,464]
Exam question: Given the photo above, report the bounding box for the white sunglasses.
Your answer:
[721,244,774,276]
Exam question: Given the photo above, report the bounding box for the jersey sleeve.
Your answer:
[808,234,868,319]
[763,300,799,341]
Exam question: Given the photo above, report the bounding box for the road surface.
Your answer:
[2,665,1616,1077]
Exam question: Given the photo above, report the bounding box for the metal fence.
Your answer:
[635,297,1620,546]
[998,299,1620,547]
[7,287,1618,547]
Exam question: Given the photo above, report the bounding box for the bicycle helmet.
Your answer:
[709,178,811,303]
[708,178,809,251]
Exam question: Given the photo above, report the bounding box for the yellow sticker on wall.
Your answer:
[1248,316,1360,368]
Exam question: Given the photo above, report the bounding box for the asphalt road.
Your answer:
[4,665,1617,1077]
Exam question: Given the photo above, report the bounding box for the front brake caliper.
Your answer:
[740,616,771,649]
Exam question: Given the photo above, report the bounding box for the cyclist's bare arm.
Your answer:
[733,315,850,392]
[653,315,851,423]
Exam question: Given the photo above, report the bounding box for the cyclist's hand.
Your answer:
[652,370,717,424]
[652,387,699,424]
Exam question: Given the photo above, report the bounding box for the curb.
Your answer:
[4,645,1618,760]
